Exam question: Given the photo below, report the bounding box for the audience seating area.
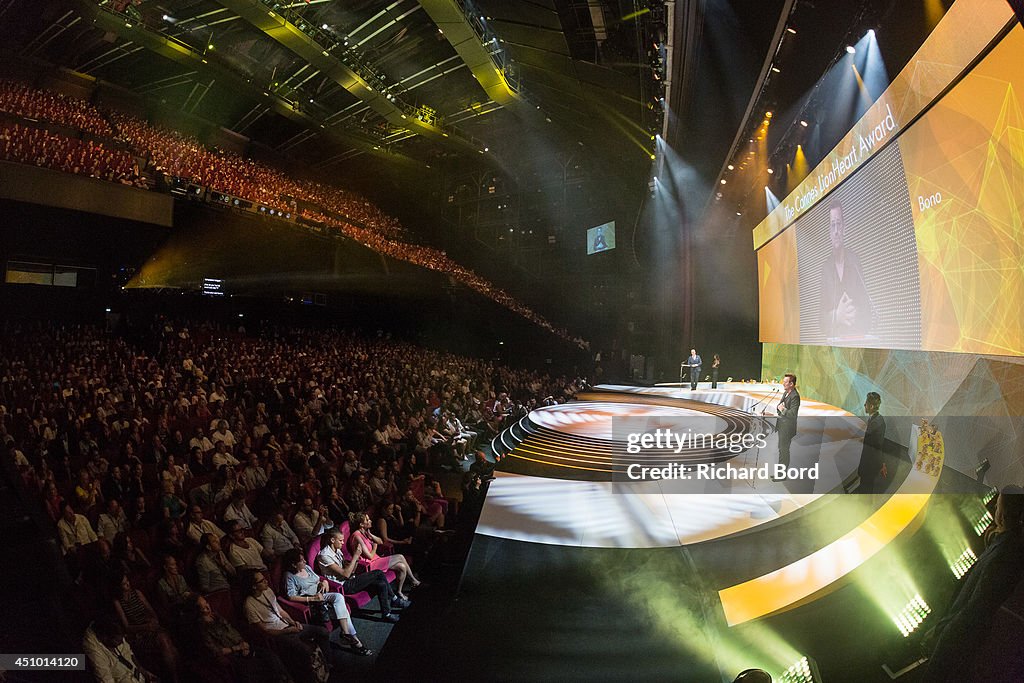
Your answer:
[0,79,588,348]
[0,319,585,681]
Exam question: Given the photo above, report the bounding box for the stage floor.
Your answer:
[483,382,865,547]
[380,384,960,682]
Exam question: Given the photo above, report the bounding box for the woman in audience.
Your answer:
[111,532,151,578]
[281,548,371,656]
[111,573,179,682]
[156,555,194,616]
[159,479,186,521]
[348,511,420,600]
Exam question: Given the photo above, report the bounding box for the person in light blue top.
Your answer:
[282,548,372,656]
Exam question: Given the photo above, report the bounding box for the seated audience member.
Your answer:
[83,614,157,683]
[243,570,331,682]
[42,481,64,522]
[316,528,405,622]
[184,505,225,544]
[282,548,371,656]
[469,450,496,481]
[111,532,152,578]
[57,501,98,556]
[190,594,291,683]
[924,486,1024,682]
[97,497,129,543]
[348,512,421,600]
[156,555,195,615]
[211,440,239,469]
[376,502,416,550]
[223,488,258,529]
[260,510,302,557]
[225,520,269,570]
[159,480,186,522]
[111,573,179,682]
[242,452,269,490]
[292,497,332,545]
[195,532,236,594]
[155,521,186,559]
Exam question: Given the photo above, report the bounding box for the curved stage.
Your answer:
[482,383,940,626]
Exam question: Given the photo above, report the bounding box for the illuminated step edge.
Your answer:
[718,468,937,626]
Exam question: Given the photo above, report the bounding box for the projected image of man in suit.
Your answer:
[820,198,874,339]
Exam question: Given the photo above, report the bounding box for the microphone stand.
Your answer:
[749,388,781,486]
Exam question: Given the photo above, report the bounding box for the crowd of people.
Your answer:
[0,318,585,681]
[0,80,113,136]
[0,122,145,186]
[0,80,587,348]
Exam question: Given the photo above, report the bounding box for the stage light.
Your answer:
[727,164,734,170]
[765,111,773,118]
[779,656,821,683]
[799,120,808,127]
[771,67,780,73]
[735,212,742,216]
[720,179,727,184]
[767,168,774,174]
[650,154,656,160]
[846,45,856,54]
[238,313,245,318]
[972,509,993,536]
[208,43,215,51]
[484,147,489,151]
[322,23,329,29]
[867,29,875,38]
[786,27,797,34]
[949,547,978,579]
[892,595,931,637]
[105,308,112,313]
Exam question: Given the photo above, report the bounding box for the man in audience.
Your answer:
[225,520,269,571]
[293,497,332,545]
[222,488,258,529]
[57,501,98,556]
[261,510,301,557]
[184,505,225,545]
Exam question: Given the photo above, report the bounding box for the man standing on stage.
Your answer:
[856,391,887,494]
[687,349,702,391]
[776,373,800,469]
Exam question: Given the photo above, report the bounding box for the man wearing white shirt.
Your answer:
[211,420,236,450]
[184,506,226,544]
[292,498,332,545]
[211,441,240,469]
[190,427,214,455]
[225,521,269,570]
[57,502,98,555]
[260,512,301,556]
[83,616,155,683]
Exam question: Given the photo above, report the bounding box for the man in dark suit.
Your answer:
[776,373,800,469]
[687,349,702,391]
[856,391,887,493]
